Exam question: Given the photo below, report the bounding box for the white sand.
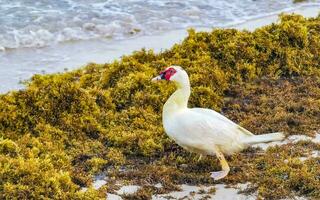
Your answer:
[153,183,256,200]
[153,184,215,200]
[106,185,140,200]
[92,179,107,190]
[104,183,256,200]
[107,193,122,200]
[116,185,141,195]
[299,150,320,162]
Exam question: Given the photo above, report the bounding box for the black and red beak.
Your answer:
[152,67,177,82]
[152,71,166,82]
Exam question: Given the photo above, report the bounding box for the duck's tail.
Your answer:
[242,132,285,145]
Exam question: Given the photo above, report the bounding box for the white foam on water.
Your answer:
[1,0,319,50]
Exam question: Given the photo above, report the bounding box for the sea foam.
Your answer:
[1,0,319,50]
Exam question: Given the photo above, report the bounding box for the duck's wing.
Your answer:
[169,108,253,149]
[191,108,254,137]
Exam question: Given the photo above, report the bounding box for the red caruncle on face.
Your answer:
[160,67,177,80]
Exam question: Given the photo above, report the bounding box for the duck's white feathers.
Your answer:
[157,66,285,157]
[163,107,253,155]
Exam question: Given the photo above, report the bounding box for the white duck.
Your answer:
[152,66,285,180]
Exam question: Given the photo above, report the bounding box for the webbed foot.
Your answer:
[210,170,229,180]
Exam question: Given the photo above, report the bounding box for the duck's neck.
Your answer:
[163,78,190,117]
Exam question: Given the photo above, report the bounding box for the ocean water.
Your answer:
[0,0,320,93]
[1,0,320,50]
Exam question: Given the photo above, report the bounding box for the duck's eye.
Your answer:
[169,69,176,74]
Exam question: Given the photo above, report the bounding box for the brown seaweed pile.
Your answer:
[0,14,320,199]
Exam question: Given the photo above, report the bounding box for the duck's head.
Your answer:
[152,65,189,87]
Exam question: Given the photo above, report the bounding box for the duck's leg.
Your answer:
[210,148,230,180]
[197,154,203,162]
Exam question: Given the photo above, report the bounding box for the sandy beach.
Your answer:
[0,4,319,93]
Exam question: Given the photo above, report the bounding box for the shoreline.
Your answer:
[0,4,319,93]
